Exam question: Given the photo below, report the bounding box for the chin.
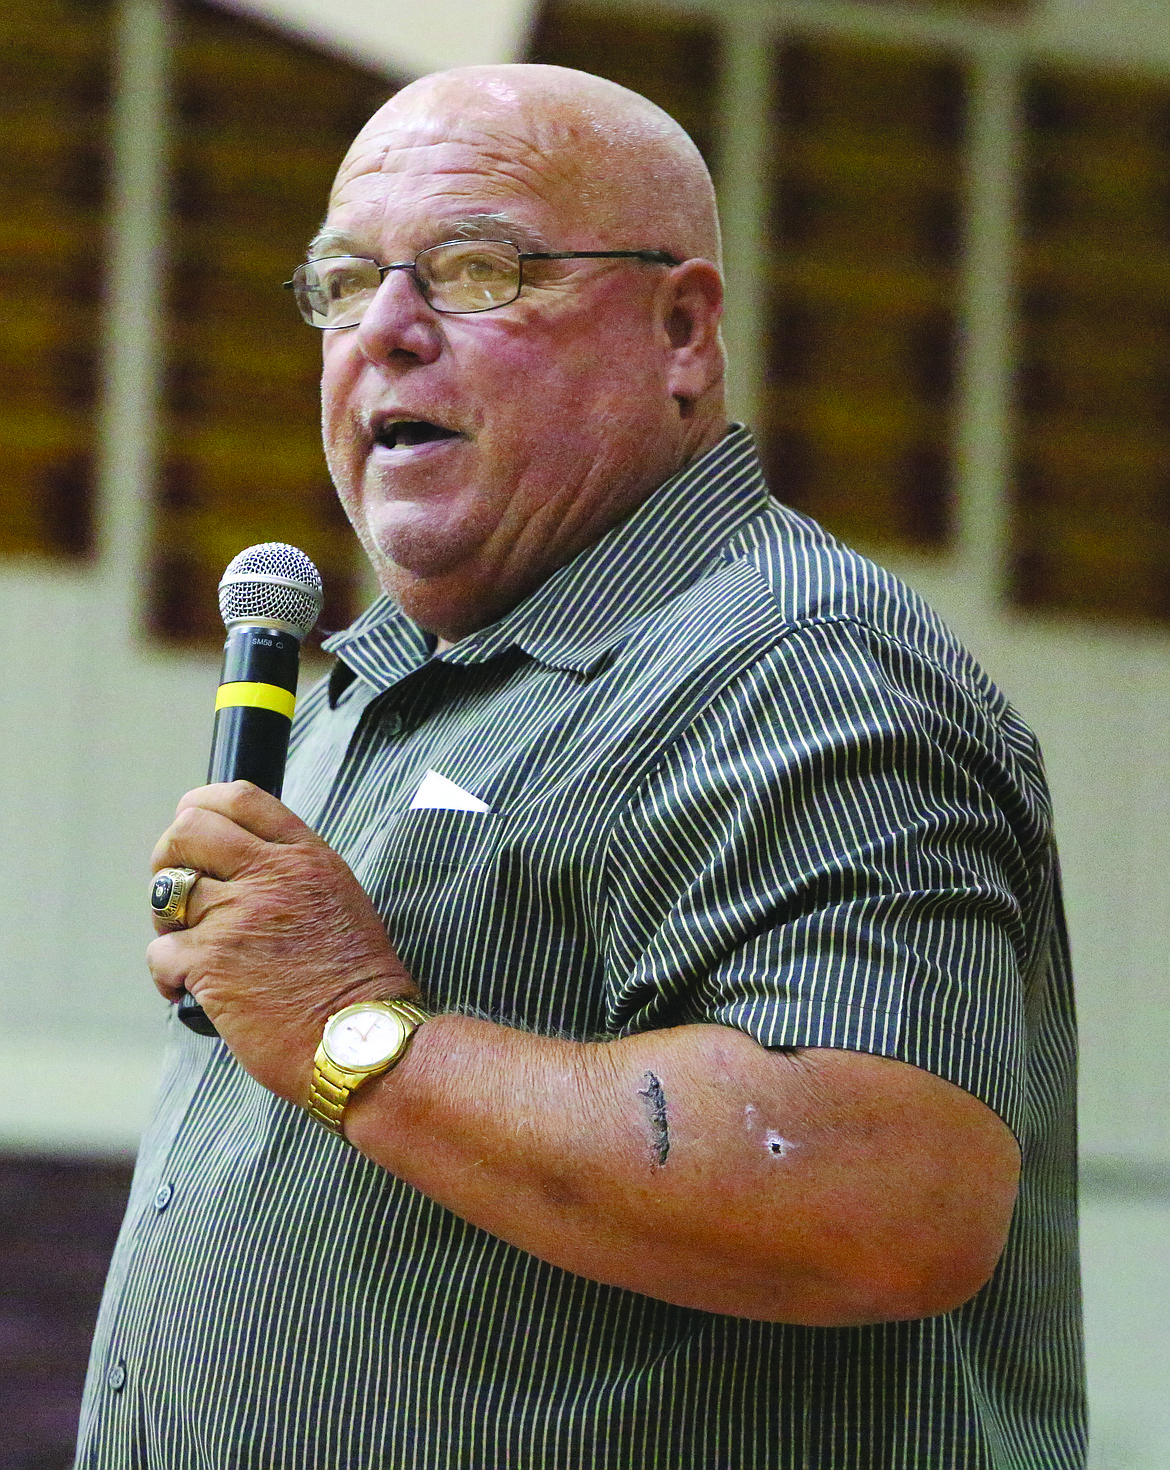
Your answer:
[376,533,480,585]
[382,572,500,642]
[364,493,497,577]
[363,527,478,617]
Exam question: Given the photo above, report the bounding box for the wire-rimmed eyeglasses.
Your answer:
[284,239,681,329]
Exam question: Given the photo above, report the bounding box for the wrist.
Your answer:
[306,997,432,1135]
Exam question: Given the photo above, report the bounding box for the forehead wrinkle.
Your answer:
[335,127,583,217]
[320,162,583,274]
[333,113,564,181]
[330,108,603,246]
[428,116,626,234]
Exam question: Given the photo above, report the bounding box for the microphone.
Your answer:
[177,542,324,1036]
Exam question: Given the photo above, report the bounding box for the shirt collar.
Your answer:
[324,424,769,692]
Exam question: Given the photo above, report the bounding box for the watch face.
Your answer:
[323,1004,409,1071]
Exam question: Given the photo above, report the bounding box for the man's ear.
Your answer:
[661,259,725,407]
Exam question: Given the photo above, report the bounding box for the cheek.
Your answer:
[319,360,361,486]
[498,351,666,482]
[477,325,655,453]
[319,353,346,438]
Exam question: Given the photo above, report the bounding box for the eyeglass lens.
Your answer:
[293,241,524,328]
[418,241,523,313]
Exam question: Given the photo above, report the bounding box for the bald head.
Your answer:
[334,64,722,271]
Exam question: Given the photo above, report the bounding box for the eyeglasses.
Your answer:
[284,239,680,329]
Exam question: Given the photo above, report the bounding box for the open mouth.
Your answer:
[375,420,461,450]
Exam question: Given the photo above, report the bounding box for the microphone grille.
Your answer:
[218,542,324,637]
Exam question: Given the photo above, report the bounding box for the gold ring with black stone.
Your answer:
[150,867,201,928]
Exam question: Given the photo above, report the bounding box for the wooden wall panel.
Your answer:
[0,1153,133,1467]
[1013,68,1170,623]
[763,38,966,553]
[152,0,394,642]
[0,0,110,561]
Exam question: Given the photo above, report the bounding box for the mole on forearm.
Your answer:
[637,1072,670,1166]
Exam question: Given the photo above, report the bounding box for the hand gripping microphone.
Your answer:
[177,542,324,1036]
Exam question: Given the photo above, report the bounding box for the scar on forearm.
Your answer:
[637,1072,670,1166]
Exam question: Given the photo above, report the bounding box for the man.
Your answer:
[77,64,1085,1468]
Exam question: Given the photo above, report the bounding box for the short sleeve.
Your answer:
[602,618,1056,1137]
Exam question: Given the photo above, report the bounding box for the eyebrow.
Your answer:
[305,212,553,263]
[306,224,359,261]
[447,214,552,252]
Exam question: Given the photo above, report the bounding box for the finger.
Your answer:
[151,803,269,882]
[150,871,226,935]
[175,781,316,846]
[146,930,195,1005]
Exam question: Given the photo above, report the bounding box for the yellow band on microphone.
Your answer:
[214,681,297,720]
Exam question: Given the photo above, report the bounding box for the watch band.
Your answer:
[307,999,431,1135]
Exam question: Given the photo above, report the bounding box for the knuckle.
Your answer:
[172,804,202,838]
[222,778,279,830]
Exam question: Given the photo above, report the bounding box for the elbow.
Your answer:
[764,1156,1019,1327]
[806,1108,1022,1327]
[870,1236,1009,1322]
[798,1208,1016,1327]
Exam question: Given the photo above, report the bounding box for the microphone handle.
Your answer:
[177,625,301,1036]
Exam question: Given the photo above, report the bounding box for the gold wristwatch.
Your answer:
[306,998,430,1135]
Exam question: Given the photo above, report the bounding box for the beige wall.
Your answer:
[215,0,535,78]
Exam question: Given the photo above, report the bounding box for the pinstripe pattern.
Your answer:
[76,428,1084,1467]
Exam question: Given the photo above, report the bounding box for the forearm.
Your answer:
[344,1014,1020,1325]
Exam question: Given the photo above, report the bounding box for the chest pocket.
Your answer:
[347,805,503,909]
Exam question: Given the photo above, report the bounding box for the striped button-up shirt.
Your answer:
[77,427,1085,1468]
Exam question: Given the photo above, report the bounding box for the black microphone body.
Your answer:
[177,543,323,1036]
[207,624,302,797]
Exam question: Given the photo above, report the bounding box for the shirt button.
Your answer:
[154,1183,174,1211]
[107,1360,127,1392]
[384,713,404,738]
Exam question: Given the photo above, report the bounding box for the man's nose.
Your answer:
[353,266,442,365]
